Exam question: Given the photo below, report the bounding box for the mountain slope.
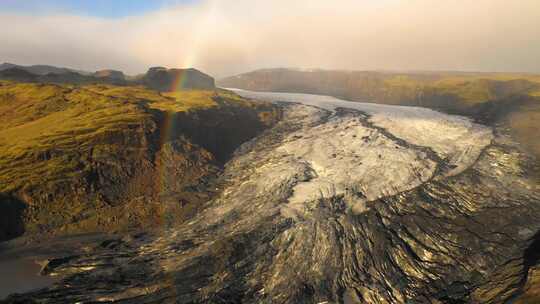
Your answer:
[219,69,540,107]
[0,63,89,76]
[0,81,280,241]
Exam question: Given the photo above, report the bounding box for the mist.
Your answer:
[1,0,540,77]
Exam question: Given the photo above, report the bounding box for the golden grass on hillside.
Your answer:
[159,90,217,112]
[507,103,540,158]
[84,84,219,112]
[382,74,540,104]
[0,81,238,193]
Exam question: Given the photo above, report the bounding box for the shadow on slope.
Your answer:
[0,194,26,242]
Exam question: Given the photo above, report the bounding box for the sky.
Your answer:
[0,0,195,18]
[1,0,540,77]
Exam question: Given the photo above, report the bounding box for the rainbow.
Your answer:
[151,0,220,227]
[154,109,178,195]
[168,0,219,92]
[169,69,189,92]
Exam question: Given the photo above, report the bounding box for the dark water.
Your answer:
[0,257,58,299]
[0,232,114,300]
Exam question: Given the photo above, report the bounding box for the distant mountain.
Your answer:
[93,69,125,79]
[0,67,38,82]
[139,67,215,91]
[219,68,540,109]
[93,69,127,85]
[219,68,540,158]
[0,65,215,91]
[0,62,90,76]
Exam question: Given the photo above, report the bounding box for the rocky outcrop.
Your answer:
[93,69,126,85]
[140,67,215,91]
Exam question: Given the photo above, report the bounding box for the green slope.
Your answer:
[0,81,280,241]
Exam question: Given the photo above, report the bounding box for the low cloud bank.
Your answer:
[1,0,539,77]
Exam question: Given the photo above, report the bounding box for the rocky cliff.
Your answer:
[0,82,280,241]
[140,67,215,91]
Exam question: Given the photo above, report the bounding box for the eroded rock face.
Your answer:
[5,101,540,303]
[0,89,279,241]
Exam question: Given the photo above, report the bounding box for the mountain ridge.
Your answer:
[0,62,91,76]
[0,64,216,91]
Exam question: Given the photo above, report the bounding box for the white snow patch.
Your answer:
[278,113,436,217]
[229,89,493,177]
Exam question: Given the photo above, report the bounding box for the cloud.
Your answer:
[1,0,540,77]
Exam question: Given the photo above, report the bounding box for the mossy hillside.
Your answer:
[378,73,540,105]
[506,100,540,158]
[0,83,261,191]
[0,81,279,238]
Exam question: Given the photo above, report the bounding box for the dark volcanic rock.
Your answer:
[141,67,215,91]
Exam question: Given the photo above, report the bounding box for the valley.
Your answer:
[2,1,540,303]
[3,88,539,303]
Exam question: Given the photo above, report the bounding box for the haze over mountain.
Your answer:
[0,64,215,91]
[0,63,89,75]
[1,0,540,76]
